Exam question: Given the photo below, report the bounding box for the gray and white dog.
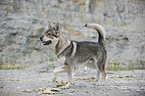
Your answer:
[40,22,107,88]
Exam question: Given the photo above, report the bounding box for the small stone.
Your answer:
[43,88,55,94]
[56,83,66,87]
[22,89,32,92]
[51,88,61,92]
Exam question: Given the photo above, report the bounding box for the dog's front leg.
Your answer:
[61,69,72,89]
[52,56,67,82]
[51,72,57,83]
[51,65,69,82]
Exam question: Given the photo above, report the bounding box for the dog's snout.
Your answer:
[39,36,43,41]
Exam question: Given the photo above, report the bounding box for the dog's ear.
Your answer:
[55,22,60,36]
[48,22,52,29]
[55,22,60,31]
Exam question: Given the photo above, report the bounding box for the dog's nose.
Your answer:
[39,36,43,41]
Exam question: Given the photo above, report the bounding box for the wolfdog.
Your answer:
[40,22,107,88]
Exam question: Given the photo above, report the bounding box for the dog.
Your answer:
[39,22,107,89]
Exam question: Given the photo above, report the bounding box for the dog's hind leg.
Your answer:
[97,62,106,84]
[51,65,69,82]
[95,62,106,84]
[101,69,106,82]
[100,54,107,83]
[95,70,100,82]
[95,53,106,83]
[61,69,72,89]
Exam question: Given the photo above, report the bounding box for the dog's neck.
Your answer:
[50,35,71,57]
[56,35,71,57]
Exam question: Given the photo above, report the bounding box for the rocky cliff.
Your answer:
[0,0,145,69]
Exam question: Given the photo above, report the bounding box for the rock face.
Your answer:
[0,0,145,69]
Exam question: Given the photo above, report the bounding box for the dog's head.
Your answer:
[40,22,60,46]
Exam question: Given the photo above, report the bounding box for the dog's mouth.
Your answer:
[42,40,52,45]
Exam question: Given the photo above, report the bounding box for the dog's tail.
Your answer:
[84,23,106,45]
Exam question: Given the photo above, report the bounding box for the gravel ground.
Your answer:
[0,63,145,96]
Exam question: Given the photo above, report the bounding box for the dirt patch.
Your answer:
[0,63,145,96]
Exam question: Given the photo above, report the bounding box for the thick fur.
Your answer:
[40,22,107,89]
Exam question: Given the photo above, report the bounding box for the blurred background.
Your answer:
[0,0,145,70]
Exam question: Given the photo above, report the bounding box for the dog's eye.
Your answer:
[47,32,51,35]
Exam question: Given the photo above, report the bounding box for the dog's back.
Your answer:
[72,41,105,63]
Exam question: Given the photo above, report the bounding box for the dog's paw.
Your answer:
[98,82,105,86]
[94,78,99,82]
[51,77,56,83]
[61,83,70,89]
